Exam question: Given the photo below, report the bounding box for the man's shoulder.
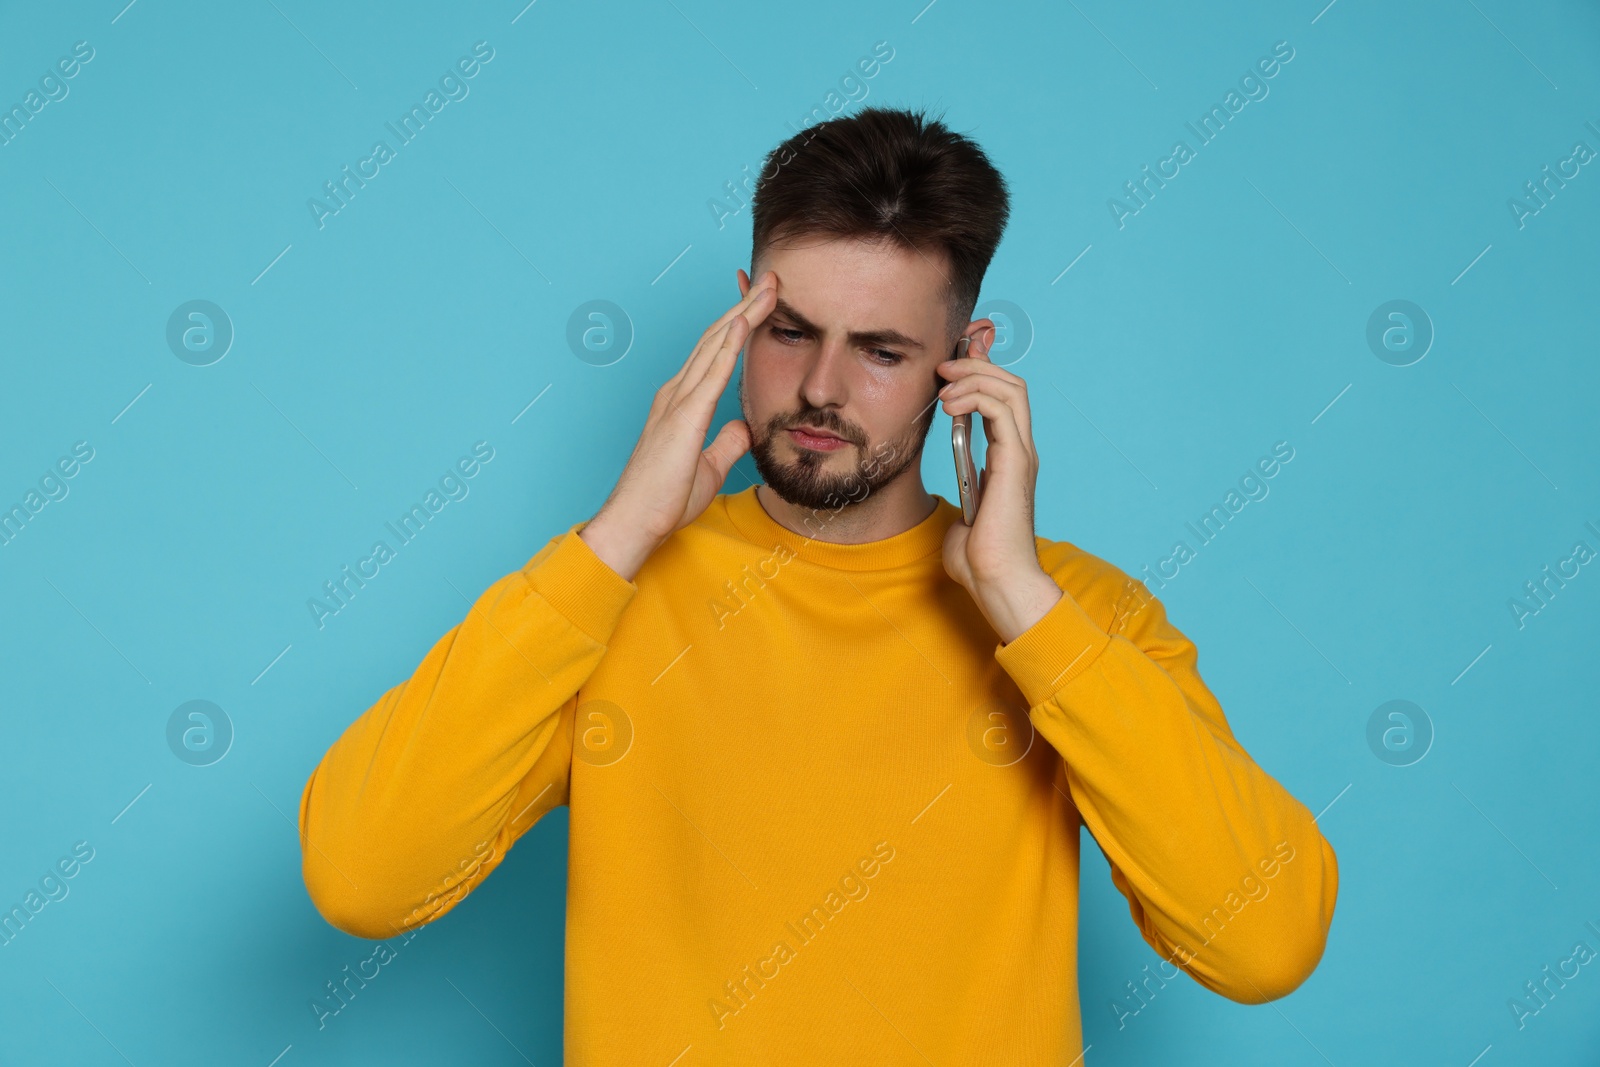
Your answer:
[1033,534,1161,638]
[1032,533,1131,589]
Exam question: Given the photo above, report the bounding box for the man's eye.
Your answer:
[769,326,899,365]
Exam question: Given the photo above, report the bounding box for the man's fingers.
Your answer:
[685,314,753,410]
[941,349,1022,390]
[951,395,1022,478]
[702,418,752,480]
[698,270,776,348]
[663,317,734,397]
[682,286,773,402]
[709,285,776,386]
[665,274,775,396]
[942,376,1033,456]
[653,324,718,415]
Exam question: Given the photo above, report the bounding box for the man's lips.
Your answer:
[792,424,842,440]
[786,426,850,450]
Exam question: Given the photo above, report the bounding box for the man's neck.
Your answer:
[754,477,939,545]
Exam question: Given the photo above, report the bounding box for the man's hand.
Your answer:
[936,324,1064,644]
[580,271,778,581]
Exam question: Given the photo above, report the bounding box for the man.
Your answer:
[299,106,1337,1063]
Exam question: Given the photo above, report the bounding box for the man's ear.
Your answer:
[966,319,998,360]
[737,269,752,297]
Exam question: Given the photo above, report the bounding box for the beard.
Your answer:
[739,370,935,511]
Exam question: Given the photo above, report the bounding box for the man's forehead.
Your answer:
[757,233,949,287]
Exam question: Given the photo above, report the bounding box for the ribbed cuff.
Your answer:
[993,587,1113,710]
[521,522,638,646]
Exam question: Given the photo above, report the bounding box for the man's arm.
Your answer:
[298,275,778,940]
[297,523,636,940]
[994,557,1339,1003]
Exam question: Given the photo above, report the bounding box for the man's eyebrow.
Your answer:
[770,297,926,351]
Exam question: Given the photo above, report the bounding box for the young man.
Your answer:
[299,106,1337,1062]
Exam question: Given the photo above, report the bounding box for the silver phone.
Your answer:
[950,336,981,525]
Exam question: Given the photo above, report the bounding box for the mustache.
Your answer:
[771,412,863,445]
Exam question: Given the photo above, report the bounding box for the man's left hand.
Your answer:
[937,323,1064,644]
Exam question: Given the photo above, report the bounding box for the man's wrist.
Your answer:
[577,510,658,583]
[984,569,1065,645]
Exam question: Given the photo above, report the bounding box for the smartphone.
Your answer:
[950,335,981,525]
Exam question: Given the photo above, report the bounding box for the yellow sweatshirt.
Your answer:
[299,485,1337,1064]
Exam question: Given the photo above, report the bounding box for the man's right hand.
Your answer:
[578,271,778,581]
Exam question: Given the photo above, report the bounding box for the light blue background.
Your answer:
[2,0,1597,1064]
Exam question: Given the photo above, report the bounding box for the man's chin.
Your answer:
[751,451,872,512]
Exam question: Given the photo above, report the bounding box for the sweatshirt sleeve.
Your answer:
[993,552,1338,1003]
[297,521,638,941]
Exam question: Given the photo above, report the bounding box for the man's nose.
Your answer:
[798,340,852,411]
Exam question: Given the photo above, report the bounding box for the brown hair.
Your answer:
[750,106,1011,348]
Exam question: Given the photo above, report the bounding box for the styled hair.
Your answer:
[749,106,1010,347]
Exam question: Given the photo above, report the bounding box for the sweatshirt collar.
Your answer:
[722,484,962,572]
